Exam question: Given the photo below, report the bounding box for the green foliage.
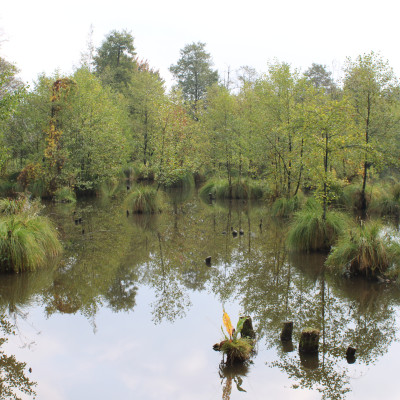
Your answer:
[199,178,265,200]
[326,221,400,277]
[271,195,303,218]
[125,186,162,214]
[169,42,218,105]
[0,214,62,273]
[54,187,76,203]
[287,199,349,251]
[94,29,137,91]
[158,169,194,189]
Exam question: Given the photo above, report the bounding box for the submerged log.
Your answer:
[240,316,255,339]
[299,328,320,354]
[280,321,293,342]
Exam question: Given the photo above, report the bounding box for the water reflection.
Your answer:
[0,190,399,399]
[0,313,36,400]
[219,362,249,399]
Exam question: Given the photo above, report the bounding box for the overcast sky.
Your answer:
[1,0,399,89]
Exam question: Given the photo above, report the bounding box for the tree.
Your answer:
[0,57,25,175]
[304,63,336,93]
[93,30,136,91]
[343,52,399,217]
[169,42,218,110]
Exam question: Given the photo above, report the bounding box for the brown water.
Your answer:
[1,188,400,400]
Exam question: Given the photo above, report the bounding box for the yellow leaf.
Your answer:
[223,311,233,338]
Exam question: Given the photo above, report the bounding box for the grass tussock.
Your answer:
[54,187,76,203]
[158,169,194,189]
[0,214,62,273]
[325,221,400,277]
[125,186,162,214]
[287,199,349,252]
[271,194,304,218]
[200,178,266,200]
[220,338,253,365]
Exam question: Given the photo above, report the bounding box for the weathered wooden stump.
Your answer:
[346,346,357,364]
[300,352,319,370]
[240,316,255,339]
[299,328,320,354]
[281,340,294,353]
[205,256,212,265]
[280,321,293,342]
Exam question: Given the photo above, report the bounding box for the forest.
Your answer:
[1,29,400,276]
[2,28,400,400]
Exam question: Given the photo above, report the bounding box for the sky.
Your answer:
[0,0,399,89]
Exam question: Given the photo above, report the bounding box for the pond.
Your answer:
[0,188,400,400]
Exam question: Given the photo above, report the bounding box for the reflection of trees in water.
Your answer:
[219,362,249,400]
[0,314,36,400]
[1,193,400,399]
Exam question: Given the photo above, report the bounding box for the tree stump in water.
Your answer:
[240,316,255,339]
[299,328,320,354]
[281,340,294,353]
[300,352,319,370]
[280,321,293,342]
[346,346,357,364]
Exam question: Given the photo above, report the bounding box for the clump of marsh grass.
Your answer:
[325,221,400,278]
[287,199,349,252]
[271,194,304,218]
[200,178,265,200]
[214,311,255,365]
[0,214,62,273]
[125,186,162,214]
[0,195,43,216]
[220,337,254,365]
[54,187,76,203]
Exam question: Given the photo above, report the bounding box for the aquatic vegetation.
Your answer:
[125,186,162,214]
[325,221,400,277]
[54,186,76,203]
[0,196,61,273]
[200,178,265,200]
[271,194,303,218]
[287,199,349,252]
[0,214,62,273]
[214,312,254,365]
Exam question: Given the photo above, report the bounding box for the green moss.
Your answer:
[220,338,254,365]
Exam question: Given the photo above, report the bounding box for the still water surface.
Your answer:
[0,189,399,399]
